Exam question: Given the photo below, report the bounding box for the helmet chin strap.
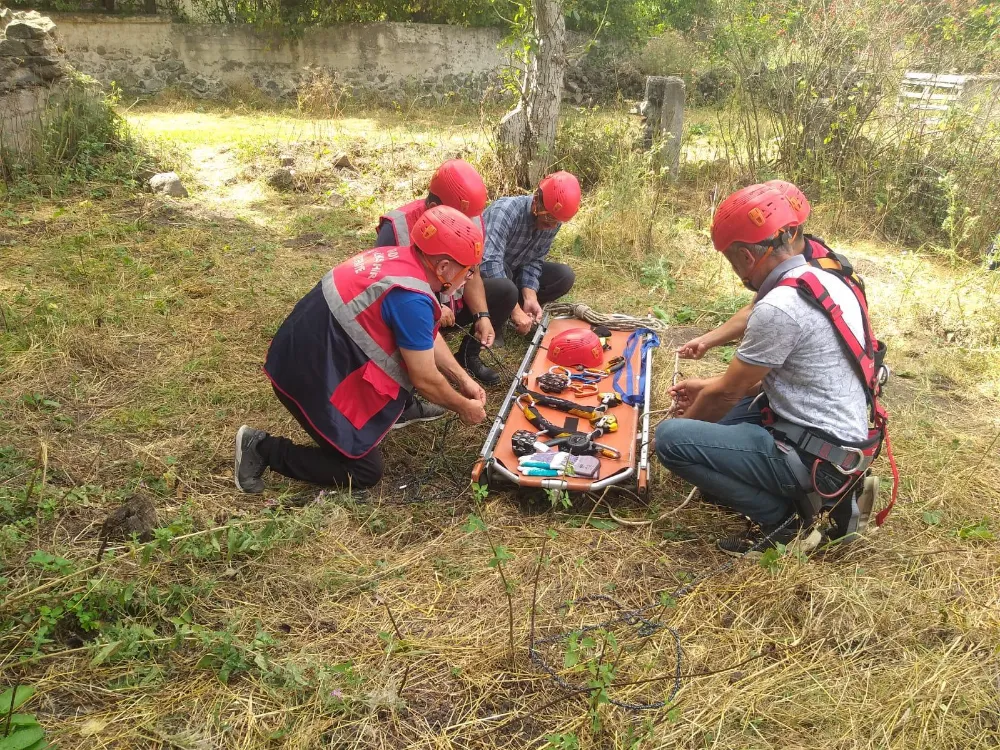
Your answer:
[741,243,776,291]
[419,252,468,292]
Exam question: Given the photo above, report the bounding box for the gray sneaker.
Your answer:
[392,398,446,429]
[856,474,879,534]
[827,474,879,543]
[235,425,267,493]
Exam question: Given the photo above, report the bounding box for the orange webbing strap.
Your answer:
[875,428,900,527]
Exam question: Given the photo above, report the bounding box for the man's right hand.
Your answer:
[677,335,712,360]
[457,398,487,425]
[511,306,533,335]
[668,378,709,416]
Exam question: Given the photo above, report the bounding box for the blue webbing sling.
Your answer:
[613,329,660,406]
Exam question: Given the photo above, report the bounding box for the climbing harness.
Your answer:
[763,270,898,525]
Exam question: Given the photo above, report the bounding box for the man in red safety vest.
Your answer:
[375,159,503,386]
[234,206,488,494]
[655,185,895,555]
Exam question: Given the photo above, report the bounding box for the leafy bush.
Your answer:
[554,108,643,188]
[1,74,155,197]
[710,0,1000,258]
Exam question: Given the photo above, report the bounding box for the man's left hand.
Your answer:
[439,304,456,328]
[461,377,487,404]
[474,317,496,347]
[522,296,543,323]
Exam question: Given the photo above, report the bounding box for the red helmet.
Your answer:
[412,205,484,266]
[711,184,798,252]
[429,159,488,217]
[547,328,604,368]
[765,179,811,225]
[538,171,581,222]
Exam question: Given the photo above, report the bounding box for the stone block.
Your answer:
[6,17,56,41]
[23,38,52,56]
[149,172,188,197]
[267,167,295,191]
[0,39,29,57]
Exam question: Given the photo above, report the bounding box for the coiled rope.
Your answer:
[543,302,670,333]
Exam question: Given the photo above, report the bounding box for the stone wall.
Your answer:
[0,9,70,152]
[47,13,512,100]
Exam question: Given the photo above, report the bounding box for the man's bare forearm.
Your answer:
[433,334,467,384]
[682,377,750,423]
[704,304,752,349]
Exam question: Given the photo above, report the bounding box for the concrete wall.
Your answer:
[47,14,511,100]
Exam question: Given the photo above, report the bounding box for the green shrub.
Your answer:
[709,0,1000,258]
[554,107,643,188]
[1,74,155,197]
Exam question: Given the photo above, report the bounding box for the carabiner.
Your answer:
[568,383,599,397]
[548,365,601,385]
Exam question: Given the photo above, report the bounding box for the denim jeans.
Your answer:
[654,397,805,526]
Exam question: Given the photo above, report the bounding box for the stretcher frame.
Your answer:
[471,313,656,497]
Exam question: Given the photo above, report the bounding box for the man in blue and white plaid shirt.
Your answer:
[479,171,581,353]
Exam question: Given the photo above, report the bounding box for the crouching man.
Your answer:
[234,206,488,493]
[655,185,885,556]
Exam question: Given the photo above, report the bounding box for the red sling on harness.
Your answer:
[775,271,899,526]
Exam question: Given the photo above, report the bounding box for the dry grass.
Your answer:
[1,103,999,749]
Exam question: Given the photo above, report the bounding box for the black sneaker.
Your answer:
[458,335,501,386]
[392,398,446,429]
[717,519,822,559]
[235,425,267,493]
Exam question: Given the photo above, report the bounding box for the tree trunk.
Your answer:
[104,0,116,12]
[144,0,157,14]
[497,0,567,188]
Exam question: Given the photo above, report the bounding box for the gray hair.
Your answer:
[723,234,794,264]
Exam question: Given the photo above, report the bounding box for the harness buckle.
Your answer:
[876,364,890,387]
[834,446,865,475]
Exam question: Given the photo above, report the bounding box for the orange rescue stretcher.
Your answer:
[471,314,657,498]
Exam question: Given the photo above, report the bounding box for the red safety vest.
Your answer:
[378,199,486,246]
[769,266,899,526]
[264,245,440,458]
[378,201,485,312]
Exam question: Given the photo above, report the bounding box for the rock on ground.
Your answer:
[148,172,189,198]
[267,167,296,191]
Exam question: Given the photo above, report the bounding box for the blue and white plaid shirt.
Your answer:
[480,195,560,292]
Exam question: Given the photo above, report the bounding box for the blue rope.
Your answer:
[613,328,660,406]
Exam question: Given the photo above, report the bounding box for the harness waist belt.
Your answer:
[769,419,873,475]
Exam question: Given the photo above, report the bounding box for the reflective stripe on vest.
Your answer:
[381,199,426,247]
[322,247,436,391]
[382,201,485,250]
[384,208,412,246]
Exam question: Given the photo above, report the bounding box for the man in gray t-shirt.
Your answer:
[655,184,875,557]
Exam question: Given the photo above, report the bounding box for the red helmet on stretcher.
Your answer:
[547,328,604,368]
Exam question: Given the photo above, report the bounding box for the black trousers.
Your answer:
[256,387,384,489]
[455,261,575,331]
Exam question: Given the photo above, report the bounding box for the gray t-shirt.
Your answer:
[737,263,869,444]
